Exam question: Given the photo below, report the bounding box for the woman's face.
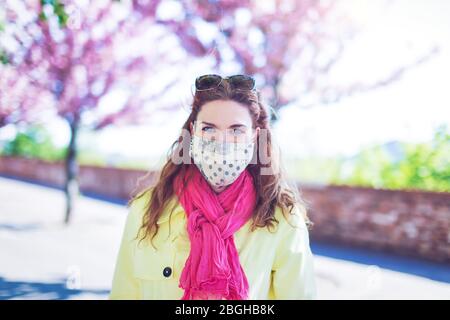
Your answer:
[190,99,259,144]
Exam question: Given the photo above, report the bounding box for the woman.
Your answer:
[109,74,316,300]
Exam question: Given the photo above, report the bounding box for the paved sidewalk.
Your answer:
[0,177,449,299]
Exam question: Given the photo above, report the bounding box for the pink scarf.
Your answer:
[173,165,256,300]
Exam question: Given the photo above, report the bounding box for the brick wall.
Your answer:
[0,156,155,199]
[302,185,450,263]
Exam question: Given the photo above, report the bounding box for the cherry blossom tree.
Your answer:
[0,0,182,223]
[153,0,438,119]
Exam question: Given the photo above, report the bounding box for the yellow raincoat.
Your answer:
[109,187,316,299]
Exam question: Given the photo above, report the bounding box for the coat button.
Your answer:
[163,267,172,277]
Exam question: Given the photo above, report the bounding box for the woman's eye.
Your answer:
[231,128,244,135]
[202,126,214,132]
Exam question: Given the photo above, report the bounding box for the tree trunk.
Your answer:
[64,116,79,224]
[269,82,280,124]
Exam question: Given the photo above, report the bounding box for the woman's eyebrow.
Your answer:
[201,121,248,128]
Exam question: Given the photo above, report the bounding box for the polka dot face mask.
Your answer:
[189,134,255,189]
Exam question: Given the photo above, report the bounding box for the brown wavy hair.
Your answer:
[131,79,312,245]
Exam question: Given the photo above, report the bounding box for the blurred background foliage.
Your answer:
[0,125,66,162]
[330,124,450,192]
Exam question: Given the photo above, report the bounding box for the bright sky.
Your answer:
[275,0,450,157]
[2,0,449,163]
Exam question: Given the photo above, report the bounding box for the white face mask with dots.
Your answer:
[189,135,254,189]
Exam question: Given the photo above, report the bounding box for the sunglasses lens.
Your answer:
[229,75,255,90]
[195,74,222,90]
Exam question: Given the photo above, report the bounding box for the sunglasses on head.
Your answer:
[195,74,256,91]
